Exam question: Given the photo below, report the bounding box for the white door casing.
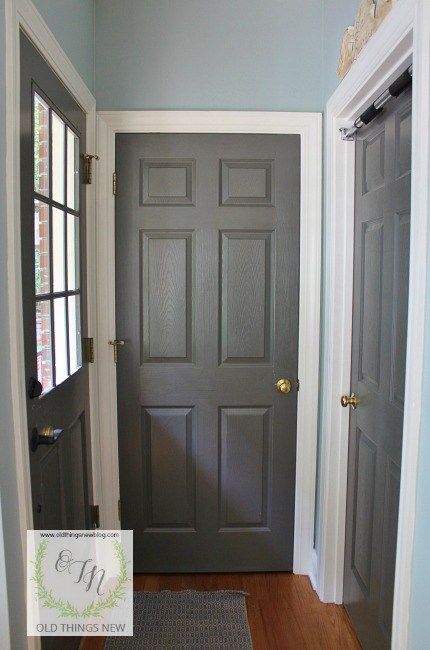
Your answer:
[95,110,322,577]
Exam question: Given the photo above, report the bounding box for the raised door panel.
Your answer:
[359,219,383,388]
[140,159,196,205]
[142,407,196,531]
[351,428,377,595]
[220,159,274,206]
[40,445,65,529]
[391,211,410,407]
[62,416,88,529]
[395,105,412,178]
[363,130,385,194]
[35,417,88,530]
[219,407,272,530]
[378,460,401,640]
[220,231,273,363]
[141,231,193,362]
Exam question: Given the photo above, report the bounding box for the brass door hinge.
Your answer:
[113,171,117,196]
[89,504,100,529]
[118,499,121,522]
[83,153,100,184]
[82,337,94,363]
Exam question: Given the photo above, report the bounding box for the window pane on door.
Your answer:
[52,208,65,292]
[68,295,82,374]
[67,127,79,210]
[54,297,68,384]
[67,213,80,290]
[52,112,65,204]
[32,90,84,392]
[34,199,50,295]
[34,94,49,197]
[36,299,53,392]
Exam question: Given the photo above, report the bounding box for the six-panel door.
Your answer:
[344,88,412,649]
[115,134,300,571]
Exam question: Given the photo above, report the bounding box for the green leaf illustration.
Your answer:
[32,539,130,618]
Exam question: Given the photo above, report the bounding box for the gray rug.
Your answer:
[105,590,252,649]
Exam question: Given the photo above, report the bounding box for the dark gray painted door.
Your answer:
[21,31,91,538]
[115,134,300,571]
[343,88,412,648]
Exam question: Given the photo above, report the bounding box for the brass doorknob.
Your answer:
[341,393,359,409]
[276,379,292,394]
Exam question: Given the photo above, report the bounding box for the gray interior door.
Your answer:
[115,133,300,571]
[343,87,412,648]
[21,31,92,536]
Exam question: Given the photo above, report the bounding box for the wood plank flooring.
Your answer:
[81,573,360,649]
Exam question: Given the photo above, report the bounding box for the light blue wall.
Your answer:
[95,0,324,111]
[322,0,359,100]
[32,0,95,91]
[26,0,357,110]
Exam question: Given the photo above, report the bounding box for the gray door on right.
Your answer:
[343,86,412,649]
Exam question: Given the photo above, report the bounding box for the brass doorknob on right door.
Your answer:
[276,379,292,394]
[341,393,359,409]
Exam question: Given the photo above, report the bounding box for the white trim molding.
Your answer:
[5,2,98,648]
[96,110,323,575]
[318,1,430,648]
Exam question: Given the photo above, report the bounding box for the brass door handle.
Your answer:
[341,393,359,409]
[109,339,125,363]
[30,426,64,452]
[276,379,292,394]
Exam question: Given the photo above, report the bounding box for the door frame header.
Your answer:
[317,1,430,648]
[96,109,322,577]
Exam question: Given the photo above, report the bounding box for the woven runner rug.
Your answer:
[105,590,252,649]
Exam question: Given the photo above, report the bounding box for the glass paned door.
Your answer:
[22,30,91,556]
[33,90,82,393]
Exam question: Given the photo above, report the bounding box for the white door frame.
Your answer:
[317,0,430,647]
[5,2,100,647]
[96,110,322,576]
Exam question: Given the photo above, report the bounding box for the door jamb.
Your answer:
[96,110,322,576]
[317,1,430,648]
[5,2,100,647]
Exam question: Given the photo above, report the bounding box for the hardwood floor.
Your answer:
[81,573,360,649]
